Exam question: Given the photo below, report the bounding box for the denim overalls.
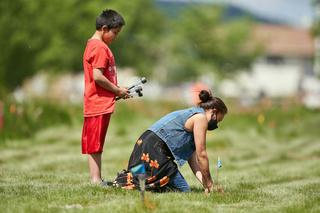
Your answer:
[148,107,205,192]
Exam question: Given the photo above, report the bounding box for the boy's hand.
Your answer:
[115,87,129,99]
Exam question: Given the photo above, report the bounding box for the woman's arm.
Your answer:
[192,114,214,192]
[188,151,203,184]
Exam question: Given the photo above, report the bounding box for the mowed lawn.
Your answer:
[0,101,319,213]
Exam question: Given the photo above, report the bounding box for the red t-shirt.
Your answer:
[83,39,118,117]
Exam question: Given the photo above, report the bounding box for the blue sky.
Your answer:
[156,0,314,28]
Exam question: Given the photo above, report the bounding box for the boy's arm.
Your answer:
[93,68,128,98]
[192,114,214,192]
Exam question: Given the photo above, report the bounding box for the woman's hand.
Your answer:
[216,185,224,193]
[204,180,214,194]
[205,183,224,194]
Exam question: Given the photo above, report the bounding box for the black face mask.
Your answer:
[208,119,218,131]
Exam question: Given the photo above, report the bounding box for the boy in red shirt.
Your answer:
[82,9,129,184]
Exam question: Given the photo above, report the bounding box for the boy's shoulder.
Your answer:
[87,39,108,49]
[85,39,112,57]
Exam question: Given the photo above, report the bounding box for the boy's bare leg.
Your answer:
[88,153,102,183]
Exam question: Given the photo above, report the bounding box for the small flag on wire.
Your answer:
[217,157,222,169]
[130,163,147,202]
[130,163,146,175]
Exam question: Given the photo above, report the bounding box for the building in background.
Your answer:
[219,23,320,108]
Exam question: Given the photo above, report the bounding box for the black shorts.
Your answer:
[114,130,178,191]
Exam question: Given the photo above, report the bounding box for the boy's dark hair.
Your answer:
[96,9,125,30]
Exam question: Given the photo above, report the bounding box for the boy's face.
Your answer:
[102,26,122,45]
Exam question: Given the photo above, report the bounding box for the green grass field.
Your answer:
[0,101,319,212]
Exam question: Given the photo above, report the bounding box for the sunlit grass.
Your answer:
[0,101,319,212]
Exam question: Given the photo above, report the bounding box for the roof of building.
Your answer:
[253,24,315,57]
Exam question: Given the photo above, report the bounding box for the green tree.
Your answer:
[0,0,96,90]
[0,0,167,92]
[312,0,320,36]
[0,0,259,93]
[160,5,260,84]
[106,0,169,77]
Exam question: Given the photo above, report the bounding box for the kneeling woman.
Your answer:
[114,90,228,193]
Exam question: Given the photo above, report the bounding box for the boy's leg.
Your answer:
[82,113,111,183]
[168,170,191,192]
[88,153,102,183]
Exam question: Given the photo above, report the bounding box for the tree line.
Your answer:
[0,0,260,94]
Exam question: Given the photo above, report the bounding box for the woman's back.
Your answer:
[148,107,205,166]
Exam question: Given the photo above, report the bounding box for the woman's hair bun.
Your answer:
[199,90,212,103]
